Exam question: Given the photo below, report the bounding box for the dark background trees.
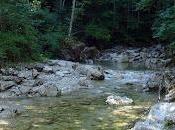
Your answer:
[1,0,175,62]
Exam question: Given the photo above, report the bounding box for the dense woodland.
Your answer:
[1,0,175,62]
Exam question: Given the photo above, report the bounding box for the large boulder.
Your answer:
[87,67,105,80]
[58,42,86,61]
[76,65,105,80]
[133,103,175,130]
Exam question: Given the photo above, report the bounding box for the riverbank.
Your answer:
[98,44,173,69]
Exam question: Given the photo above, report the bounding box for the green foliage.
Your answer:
[153,6,175,42]
[136,0,153,11]
[85,23,111,41]
[0,0,67,62]
[32,8,67,58]
[137,0,175,49]
[0,0,39,62]
[0,32,38,61]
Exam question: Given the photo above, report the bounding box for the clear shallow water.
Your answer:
[0,63,158,130]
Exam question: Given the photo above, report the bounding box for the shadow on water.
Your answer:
[0,62,158,130]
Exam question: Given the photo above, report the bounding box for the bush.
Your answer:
[0,0,39,62]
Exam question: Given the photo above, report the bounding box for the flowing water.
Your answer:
[0,62,158,130]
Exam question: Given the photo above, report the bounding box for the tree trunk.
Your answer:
[68,0,76,37]
[62,0,66,9]
[60,0,62,10]
[113,0,116,26]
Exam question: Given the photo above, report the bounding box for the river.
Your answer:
[0,61,158,130]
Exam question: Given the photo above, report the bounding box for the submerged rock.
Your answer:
[117,54,129,63]
[106,95,133,105]
[0,101,24,118]
[78,77,93,88]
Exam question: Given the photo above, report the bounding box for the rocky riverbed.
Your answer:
[0,60,105,98]
[1,44,175,130]
[0,60,160,130]
[0,60,105,119]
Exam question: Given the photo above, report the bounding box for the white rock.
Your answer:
[106,95,133,105]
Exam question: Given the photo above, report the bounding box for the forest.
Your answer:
[1,0,175,62]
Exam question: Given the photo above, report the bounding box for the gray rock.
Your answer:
[34,63,44,72]
[10,86,21,96]
[55,70,71,77]
[43,66,54,73]
[18,70,32,79]
[87,67,105,80]
[33,79,44,87]
[0,101,24,118]
[13,77,24,84]
[133,103,175,130]
[143,72,164,92]
[0,81,16,91]
[78,77,93,88]
[32,69,39,79]
[0,68,18,76]
[21,80,35,87]
[76,65,105,80]
[0,76,14,81]
[32,84,61,97]
[164,88,175,102]
[19,85,32,94]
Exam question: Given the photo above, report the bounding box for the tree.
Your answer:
[68,0,76,37]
